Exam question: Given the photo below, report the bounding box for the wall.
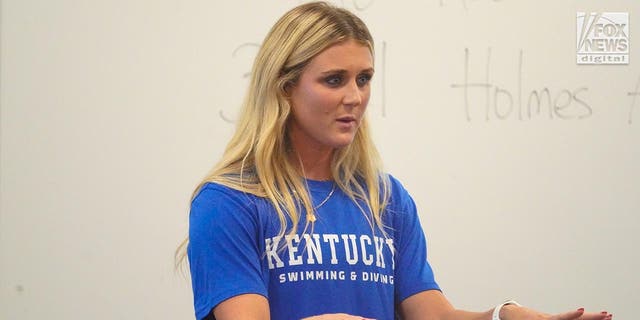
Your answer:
[1,0,638,319]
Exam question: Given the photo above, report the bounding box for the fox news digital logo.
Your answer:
[577,12,629,64]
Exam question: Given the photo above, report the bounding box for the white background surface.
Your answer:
[1,0,638,319]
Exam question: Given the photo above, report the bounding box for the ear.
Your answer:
[281,79,296,98]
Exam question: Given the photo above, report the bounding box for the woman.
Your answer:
[178,2,612,320]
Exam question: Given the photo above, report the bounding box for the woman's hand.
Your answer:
[502,305,612,320]
[301,314,375,320]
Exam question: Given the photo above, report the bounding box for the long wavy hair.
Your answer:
[176,1,390,267]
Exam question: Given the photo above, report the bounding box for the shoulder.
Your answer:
[383,174,415,208]
[385,173,407,192]
[192,182,253,205]
[381,174,421,229]
[190,182,266,230]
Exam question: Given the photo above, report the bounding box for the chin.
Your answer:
[330,136,357,149]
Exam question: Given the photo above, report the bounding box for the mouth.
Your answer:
[336,116,357,124]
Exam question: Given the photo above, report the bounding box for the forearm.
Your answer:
[400,290,487,320]
[400,290,517,320]
[439,308,493,320]
[441,302,522,320]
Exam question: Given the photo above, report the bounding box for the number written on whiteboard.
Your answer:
[219,42,260,124]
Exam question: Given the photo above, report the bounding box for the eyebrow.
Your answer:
[320,67,375,75]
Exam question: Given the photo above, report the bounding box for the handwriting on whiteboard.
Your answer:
[450,48,593,122]
[628,75,640,124]
[218,42,260,124]
[439,0,502,11]
[303,0,375,11]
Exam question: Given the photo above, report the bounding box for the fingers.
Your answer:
[552,308,612,320]
[580,310,613,320]
[552,308,585,320]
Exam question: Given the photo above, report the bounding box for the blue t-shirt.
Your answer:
[188,175,440,320]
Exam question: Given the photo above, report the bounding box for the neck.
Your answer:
[288,146,334,181]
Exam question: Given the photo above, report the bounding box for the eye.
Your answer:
[324,75,343,87]
[356,73,373,87]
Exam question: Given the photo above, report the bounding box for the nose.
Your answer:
[342,80,363,107]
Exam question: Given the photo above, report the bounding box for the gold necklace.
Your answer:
[307,183,336,222]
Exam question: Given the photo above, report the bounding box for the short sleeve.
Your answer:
[389,177,441,303]
[187,183,268,320]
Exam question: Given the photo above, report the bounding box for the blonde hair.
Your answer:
[176,1,390,267]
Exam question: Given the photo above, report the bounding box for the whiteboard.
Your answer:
[1,0,638,319]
